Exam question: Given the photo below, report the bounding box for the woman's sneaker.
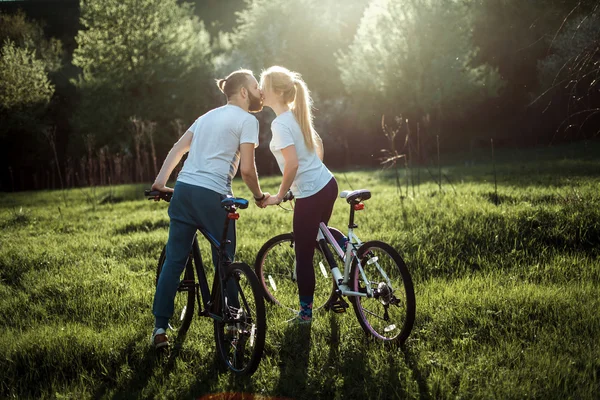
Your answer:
[286,315,312,325]
[151,328,169,349]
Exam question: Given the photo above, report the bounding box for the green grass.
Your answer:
[1,142,599,399]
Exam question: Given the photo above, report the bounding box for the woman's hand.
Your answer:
[263,195,282,207]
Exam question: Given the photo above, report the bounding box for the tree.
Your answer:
[72,0,214,152]
[0,10,63,190]
[219,0,369,170]
[224,0,368,100]
[536,10,600,141]
[0,40,54,112]
[0,9,63,74]
[337,0,503,147]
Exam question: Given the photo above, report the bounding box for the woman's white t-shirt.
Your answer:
[270,110,333,198]
[178,105,259,196]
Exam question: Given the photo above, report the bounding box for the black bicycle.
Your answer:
[145,189,266,376]
[255,189,415,343]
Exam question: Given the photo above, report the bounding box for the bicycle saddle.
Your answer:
[220,197,249,209]
[339,189,371,204]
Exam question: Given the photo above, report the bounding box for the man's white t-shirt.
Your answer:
[178,104,259,196]
[270,110,333,198]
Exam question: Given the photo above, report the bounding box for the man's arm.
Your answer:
[151,130,193,192]
[239,143,265,199]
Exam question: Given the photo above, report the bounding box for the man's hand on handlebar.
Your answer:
[150,182,174,201]
[151,182,174,193]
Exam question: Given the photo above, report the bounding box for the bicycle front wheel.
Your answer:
[350,241,415,343]
[213,262,266,376]
[254,233,335,313]
[156,246,195,334]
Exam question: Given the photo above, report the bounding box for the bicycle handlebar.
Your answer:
[282,190,294,202]
[145,189,173,202]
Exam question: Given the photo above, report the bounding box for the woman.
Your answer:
[259,66,337,324]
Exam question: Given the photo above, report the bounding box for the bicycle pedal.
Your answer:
[327,298,349,313]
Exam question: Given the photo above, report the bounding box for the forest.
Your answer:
[0,0,598,191]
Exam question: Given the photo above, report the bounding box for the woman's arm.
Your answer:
[265,145,299,205]
[314,133,324,161]
[151,130,193,192]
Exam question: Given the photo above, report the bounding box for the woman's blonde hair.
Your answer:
[260,66,316,151]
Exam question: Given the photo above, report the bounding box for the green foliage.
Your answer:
[0,40,54,112]
[72,0,214,150]
[225,0,368,98]
[0,9,63,73]
[0,143,599,398]
[338,0,503,129]
[0,10,60,136]
[221,0,369,165]
[0,9,65,181]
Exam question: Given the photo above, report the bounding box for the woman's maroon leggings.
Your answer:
[293,177,338,296]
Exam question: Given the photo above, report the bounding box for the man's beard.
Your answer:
[248,91,263,113]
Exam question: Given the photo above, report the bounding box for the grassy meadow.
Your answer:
[1,142,599,399]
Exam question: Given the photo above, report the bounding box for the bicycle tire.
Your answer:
[156,246,195,334]
[254,232,336,313]
[349,241,415,343]
[213,262,266,376]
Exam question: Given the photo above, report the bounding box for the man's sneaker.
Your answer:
[151,328,169,349]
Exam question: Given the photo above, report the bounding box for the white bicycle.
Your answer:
[254,189,415,343]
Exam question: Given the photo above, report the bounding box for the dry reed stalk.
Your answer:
[84,134,95,186]
[130,117,144,183]
[491,138,498,205]
[43,126,64,192]
[146,121,158,177]
[8,166,14,192]
[417,122,421,193]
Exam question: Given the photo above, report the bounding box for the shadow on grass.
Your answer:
[322,313,429,399]
[93,328,216,399]
[179,326,258,398]
[90,332,160,400]
[274,323,312,399]
[402,344,431,400]
[114,219,170,235]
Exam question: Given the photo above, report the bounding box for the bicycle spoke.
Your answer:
[360,306,386,321]
[255,233,334,312]
[350,241,415,342]
[214,263,265,376]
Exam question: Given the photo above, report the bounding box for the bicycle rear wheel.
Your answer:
[254,233,336,313]
[213,262,266,376]
[156,246,195,334]
[350,241,415,343]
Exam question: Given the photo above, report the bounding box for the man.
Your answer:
[150,69,268,348]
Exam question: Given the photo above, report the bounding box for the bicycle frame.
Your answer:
[316,214,395,301]
[188,211,239,321]
[316,222,369,298]
[280,191,395,302]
